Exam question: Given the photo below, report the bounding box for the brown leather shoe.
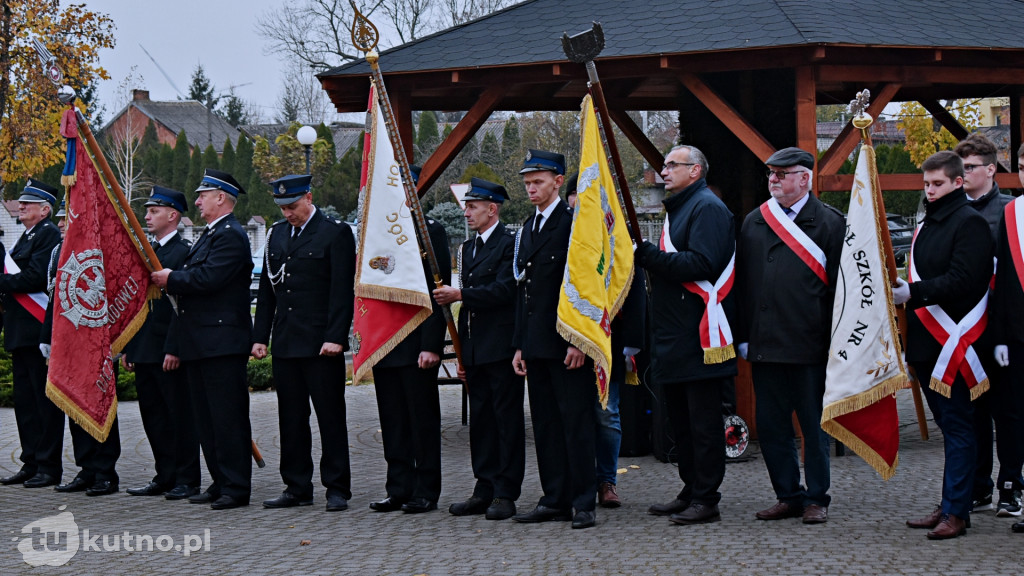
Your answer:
[906,506,943,529]
[927,514,967,540]
[802,504,828,524]
[756,501,803,520]
[597,482,621,508]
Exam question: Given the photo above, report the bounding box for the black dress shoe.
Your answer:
[165,485,200,500]
[55,476,94,493]
[86,481,119,497]
[449,495,490,516]
[189,491,217,504]
[401,497,437,514]
[211,495,249,510]
[1012,520,1024,533]
[127,481,170,496]
[571,510,596,529]
[1,469,34,485]
[369,496,407,512]
[513,504,573,523]
[648,498,689,516]
[23,473,59,488]
[263,492,313,509]
[669,503,721,525]
[485,498,516,520]
[326,494,349,512]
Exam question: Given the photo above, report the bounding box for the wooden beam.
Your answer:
[608,109,666,173]
[416,85,505,196]
[818,83,901,176]
[919,99,969,141]
[1011,94,1022,173]
[818,173,1022,192]
[817,64,1024,85]
[389,90,414,162]
[677,72,776,162]
[795,66,817,177]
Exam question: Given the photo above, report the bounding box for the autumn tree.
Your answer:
[0,0,115,187]
[103,66,149,201]
[897,100,980,167]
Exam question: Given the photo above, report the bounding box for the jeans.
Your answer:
[595,380,621,485]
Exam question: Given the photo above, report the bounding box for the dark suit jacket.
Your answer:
[512,200,574,361]
[0,220,61,350]
[735,193,845,365]
[458,222,517,366]
[377,219,451,368]
[992,204,1024,347]
[166,213,253,362]
[252,209,356,359]
[124,232,191,363]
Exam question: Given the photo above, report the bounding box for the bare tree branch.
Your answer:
[256,0,386,71]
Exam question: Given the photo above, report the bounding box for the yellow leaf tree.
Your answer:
[0,0,115,187]
[896,99,980,167]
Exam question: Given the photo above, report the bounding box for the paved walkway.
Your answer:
[1,384,1021,575]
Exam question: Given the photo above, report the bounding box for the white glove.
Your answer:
[622,346,641,357]
[738,342,748,360]
[994,345,1009,367]
[892,278,911,305]
[39,343,51,359]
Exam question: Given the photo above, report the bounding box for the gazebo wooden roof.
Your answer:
[321,0,1024,210]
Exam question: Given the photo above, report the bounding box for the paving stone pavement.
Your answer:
[1,384,1022,575]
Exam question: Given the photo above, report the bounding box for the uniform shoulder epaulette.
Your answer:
[822,203,845,219]
[271,219,289,228]
[504,228,516,237]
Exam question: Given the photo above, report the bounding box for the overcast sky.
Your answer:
[82,0,294,125]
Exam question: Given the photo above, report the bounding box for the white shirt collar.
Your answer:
[156,230,178,246]
[477,219,498,244]
[786,192,810,219]
[295,205,317,233]
[534,201,560,231]
[206,213,230,229]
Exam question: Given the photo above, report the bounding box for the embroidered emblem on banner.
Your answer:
[58,249,108,329]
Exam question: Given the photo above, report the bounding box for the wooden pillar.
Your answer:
[795,66,817,192]
[417,85,503,196]
[390,90,414,162]
[1012,94,1022,173]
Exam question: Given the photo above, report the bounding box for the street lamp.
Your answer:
[296,125,317,175]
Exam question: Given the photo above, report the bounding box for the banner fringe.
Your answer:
[703,345,736,365]
[111,304,151,355]
[45,380,116,443]
[60,174,76,187]
[821,371,908,422]
[351,307,431,386]
[820,418,899,480]
[556,319,610,408]
[355,283,432,308]
[625,371,639,386]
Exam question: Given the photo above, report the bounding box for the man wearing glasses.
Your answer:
[735,147,844,525]
[953,133,1019,518]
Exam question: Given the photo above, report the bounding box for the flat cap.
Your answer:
[765,147,815,169]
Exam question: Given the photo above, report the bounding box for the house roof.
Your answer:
[324,0,1024,77]
[239,122,365,160]
[108,100,241,154]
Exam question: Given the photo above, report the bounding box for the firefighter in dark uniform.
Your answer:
[433,178,525,521]
[0,180,63,488]
[151,169,254,510]
[252,174,356,513]
[511,149,598,529]
[123,187,201,500]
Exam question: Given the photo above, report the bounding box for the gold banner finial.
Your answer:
[850,89,873,137]
[349,1,379,54]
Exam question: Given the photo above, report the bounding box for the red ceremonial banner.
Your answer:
[45,143,157,442]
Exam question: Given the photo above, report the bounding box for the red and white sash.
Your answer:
[660,216,736,364]
[907,225,988,399]
[1006,197,1024,291]
[3,252,48,323]
[760,198,828,285]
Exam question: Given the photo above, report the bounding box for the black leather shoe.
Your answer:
[1,469,34,485]
[188,491,217,504]
[669,503,721,525]
[86,480,119,496]
[369,496,406,512]
[571,510,596,529]
[211,495,249,510]
[127,481,170,496]
[401,497,437,514]
[165,485,200,500]
[449,495,490,516]
[326,494,349,512]
[1012,520,1024,533]
[55,476,94,493]
[648,498,689,516]
[485,498,516,520]
[513,505,573,523]
[263,492,313,508]
[23,473,59,488]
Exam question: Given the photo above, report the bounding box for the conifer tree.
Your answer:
[171,131,191,192]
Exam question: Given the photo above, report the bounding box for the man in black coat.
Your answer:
[369,214,450,515]
[511,149,598,530]
[433,178,525,521]
[252,174,356,513]
[894,151,993,539]
[0,180,63,488]
[735,147,845,525]
[151,169,254,510]
[954,133,1015,514]
[123,187,200,500]
[636,145,736,525]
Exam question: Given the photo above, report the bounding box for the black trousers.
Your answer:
[524,357,597,513]
[134,362,200,488]
[12,346,64,477]
[273,355,351,500]
[68,416,120,483]
[373,365,441,502]
[663,378,727,506]
[186,355,251,500]
[977,341,1024,493]
[465,360,525,501]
